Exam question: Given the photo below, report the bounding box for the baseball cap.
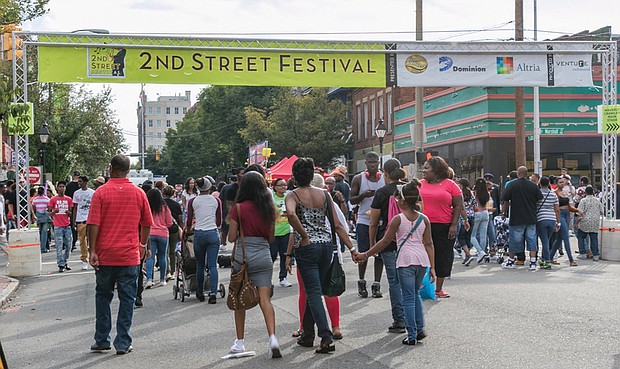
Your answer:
[73,170,81,176]
[95,176,105,184]
[329,165,348,178]
[483,172,494,180]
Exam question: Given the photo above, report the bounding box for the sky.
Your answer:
[23,0,619,157]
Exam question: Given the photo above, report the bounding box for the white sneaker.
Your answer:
[267,334,282,358]
[145,280,153,289]
[229,339,245,354]
[82,262,89,270]
[593,255,600,261]
[159,280,167,287]
[476,251,487,263]
[279,278,292,287]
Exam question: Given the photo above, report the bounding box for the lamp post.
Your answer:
[39,122,50,186]
[375,118,388,170]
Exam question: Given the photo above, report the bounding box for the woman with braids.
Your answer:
[419,156,463,299]
[227,171,281,359]
[285,157,357,354]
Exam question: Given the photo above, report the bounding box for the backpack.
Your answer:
[386,195,402,240]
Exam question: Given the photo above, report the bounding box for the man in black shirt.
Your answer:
[501,166,543,270]
[220,167,244,245]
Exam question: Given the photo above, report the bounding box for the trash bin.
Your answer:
[7,229,41,277]
[600,218,620,261]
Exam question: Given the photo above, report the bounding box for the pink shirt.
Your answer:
[49,195,73,227]
[150,206,173,238]
[419,179,462,224]
[396,213,430,268]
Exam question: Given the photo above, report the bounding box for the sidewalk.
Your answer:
[0,275,18,308]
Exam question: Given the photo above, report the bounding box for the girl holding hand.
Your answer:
[357,180,435,346]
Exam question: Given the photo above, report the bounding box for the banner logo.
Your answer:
[87,47,127,78]
[496,57,513,74]
[404,55,428,74]
[439,56,453,72]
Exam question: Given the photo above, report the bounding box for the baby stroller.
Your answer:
[492,215,510,264]
[173,230,225,302]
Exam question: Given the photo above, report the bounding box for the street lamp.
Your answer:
[39,122,50,185]
[375,118,387,170]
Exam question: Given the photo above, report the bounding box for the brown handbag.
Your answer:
[226,204,260,311]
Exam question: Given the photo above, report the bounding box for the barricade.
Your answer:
[7,229,41,277]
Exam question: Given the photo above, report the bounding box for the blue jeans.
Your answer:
[54,226,72,268]
[294,242,333,342]
[39,222,50,252]
[487,215,496,249]
[270,234,290,281]
[193,229,220,297]
[551,209,573,262]
[94,265,139,351]
[508,224,537,254]
[470,211,489,255]
[379,250,404,326]
[577,230,599,256]
[537,220,556,262]
[397,265,426,340]
[146,235,168,282]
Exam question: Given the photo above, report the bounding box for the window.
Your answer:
[165,107,170,114]
[386,92,393,132]
[363,101,369,140]
[166,120,171,128]
[147,107,152,115]
[157,120,162,127]
[147,133,153,139]
[182,107,187,114]
[356,104,362,141]
[370,98,376,136]
[378,95,384,124]
[157,132,161,139]
[174,107,179,114]
[156,107,161,114]
[148,119,153,128]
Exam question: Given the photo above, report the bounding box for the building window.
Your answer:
[157,120,162,127]
[166,120,171,128]
[156,107,161,114]
[378,95,384,123]
[370,98,376,137]
[174,107,179,114]
[386,92,393,132]
[356,104,362,141]
[182,107,187,114]
[148,119,153,128]
[147,107,152,115]
[165,107,170,114]
[363,101,369,140]
[147,133,153,139]
[157,132,161,139]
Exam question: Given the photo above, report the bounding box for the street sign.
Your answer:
[28,166,41,185]
[601,105,620,133]
[527,128,565,141]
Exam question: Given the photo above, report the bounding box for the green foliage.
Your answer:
[0,0,49,24]
[240,88,349,168]
[161,86,286,184]
[30,84,127,182]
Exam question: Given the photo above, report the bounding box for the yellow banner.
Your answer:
[602,105,620,133]
[38,46,387,87]
[7,102,34,135]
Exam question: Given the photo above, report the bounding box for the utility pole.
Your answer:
[140,84,146,170]
[413,0,424,177]
[514,0,526,168]
[532,0,542,175]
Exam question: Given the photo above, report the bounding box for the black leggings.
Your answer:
[431,223,455,278]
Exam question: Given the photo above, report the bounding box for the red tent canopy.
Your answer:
[269,155,298,181]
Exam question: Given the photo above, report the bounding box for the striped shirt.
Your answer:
[87,177,153,266]
[536,189,559,222]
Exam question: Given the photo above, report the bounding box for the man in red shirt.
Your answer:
[88,155,153,355]
[48,181,73,273]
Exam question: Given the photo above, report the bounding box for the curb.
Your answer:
[0,276,19,308]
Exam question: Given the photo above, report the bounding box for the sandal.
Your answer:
[332,327,343,340]
[315,340,335,354]
[292,329,302,338]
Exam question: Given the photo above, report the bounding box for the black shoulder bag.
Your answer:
[322,191,346,297]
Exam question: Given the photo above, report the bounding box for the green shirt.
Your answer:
[274,193,290,236]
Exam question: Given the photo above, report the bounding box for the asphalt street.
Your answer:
[1,240,620,369]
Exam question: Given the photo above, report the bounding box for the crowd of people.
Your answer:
[9,153,604,359]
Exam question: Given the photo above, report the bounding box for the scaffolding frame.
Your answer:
[9,32,618,225]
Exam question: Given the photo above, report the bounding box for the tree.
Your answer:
[30,84,127,182]
[162,86,285,183]
[240,88,349,168]
[0,0,49,24]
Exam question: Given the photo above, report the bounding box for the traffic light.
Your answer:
[1,24,23,61]
[155,149,160,161]
[416,150,439,163]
